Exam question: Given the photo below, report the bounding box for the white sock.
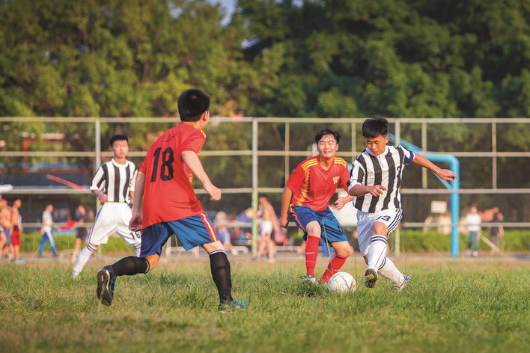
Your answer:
[378,257,404,284]
[72,245,95,276]
[367,235,388,271]
[134,246,141,257]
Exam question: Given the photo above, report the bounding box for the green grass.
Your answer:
[1,258,529,353]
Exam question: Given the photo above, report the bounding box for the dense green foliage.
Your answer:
[1,261,529,352]
[3,0,530,119]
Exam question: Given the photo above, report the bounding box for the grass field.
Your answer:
[1,257,529,353]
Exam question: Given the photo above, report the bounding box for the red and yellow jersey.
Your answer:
[139,124,206,228]
[286,156,350,212]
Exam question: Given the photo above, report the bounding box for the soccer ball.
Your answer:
[328,272,356,293]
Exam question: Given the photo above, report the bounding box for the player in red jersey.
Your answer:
[96,89,247,310]
[280,128,354,284]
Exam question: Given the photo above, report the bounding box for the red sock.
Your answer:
[319,254,348,283]
[305,235,320,277]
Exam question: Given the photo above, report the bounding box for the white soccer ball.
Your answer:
[328,272,356,293]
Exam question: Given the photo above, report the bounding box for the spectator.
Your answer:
[213,211,237,256]
[254,195,281,263]
[39,204,58,257]
[488,207,504,254]
[0,199,13,261]
[10,199,22,263]
[465,206,482,257]
[71,205,89,263]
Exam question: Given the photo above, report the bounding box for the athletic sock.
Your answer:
[319,254,348,283]
[209,250,233,302]
[72,244,96,276]
[110,256,150,277]
[377,257,404,284]
[367,235,388,272]
[134,244,141,257]
[305,235,320,277]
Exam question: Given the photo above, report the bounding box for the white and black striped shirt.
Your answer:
[90,159,137,203]
[348,145,415,213]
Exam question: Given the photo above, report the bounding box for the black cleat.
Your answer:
[364,268,378,288]
[97,266,116,306]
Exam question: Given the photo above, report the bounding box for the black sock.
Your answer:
[110,256,150,277]
[209,250,233,302]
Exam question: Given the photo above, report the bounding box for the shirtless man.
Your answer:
[10,199,22,262]
[0,199,13,260]
[255,194,280,263]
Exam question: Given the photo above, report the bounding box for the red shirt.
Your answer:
[286,156,350,212]
[139,124,206,227]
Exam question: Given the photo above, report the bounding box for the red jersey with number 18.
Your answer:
[139,124,206,228]
[286,156,350,212]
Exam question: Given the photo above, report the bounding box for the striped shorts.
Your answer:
[356,208,403,256]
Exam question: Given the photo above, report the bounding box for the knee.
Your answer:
[306,225,321,238]
[145,254,159,271]
[334,244,351,258]
[371,223,388,236]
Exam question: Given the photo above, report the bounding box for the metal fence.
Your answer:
[1,117,529,255]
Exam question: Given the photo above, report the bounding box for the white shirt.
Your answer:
[42,210,53,233]
[465,213,482,232]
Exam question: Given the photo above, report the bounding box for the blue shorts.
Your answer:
[289,205,347,244]
[4,228,11,245]
[140,213,219,257]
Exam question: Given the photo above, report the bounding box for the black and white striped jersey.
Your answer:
[90,159,137,203]
[348,145,415,213]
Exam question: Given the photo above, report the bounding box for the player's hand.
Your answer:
[205,184,221,201]
[335,196,353,210]
[438,169,458,181]
[280,216,289,228]
[129,212,143,232]
[369,185,387,197]
[98,194,108,203]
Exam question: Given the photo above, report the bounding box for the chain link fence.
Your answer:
[1,117,529,255]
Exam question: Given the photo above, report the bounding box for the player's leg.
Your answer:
[97,223,169,306]
[0,231,5,261]
[472,232,479,257]
[318,210,350,284]
[117,204,142,257]
[365,210,406,289]
[266,236,275,262]
[171,213,246,310]
[73,205,115,278]
[289,205,321,281]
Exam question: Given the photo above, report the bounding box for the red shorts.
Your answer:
[11,228,21,246]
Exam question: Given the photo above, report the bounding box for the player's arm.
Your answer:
[280,186,293,228]
[129,172,145,232]
[182,151,221,201]
[335,195,354,210]
[412,154,457,181]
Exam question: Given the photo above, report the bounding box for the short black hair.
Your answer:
[259,194,268,199]
[315,128,341,144]
[110,134,128,146]
[178,89,210,122]
[362,115,388,138]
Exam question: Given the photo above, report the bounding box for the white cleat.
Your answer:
[392,274,412,291]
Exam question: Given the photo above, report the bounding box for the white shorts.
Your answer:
[87,203,141,247]
[260,220,273,237]
[356,208,402,256]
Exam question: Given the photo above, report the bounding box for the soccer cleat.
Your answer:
[301,275,316,284]
[364,268,378,288]
[71,271,80,280]
[218,300,249,311]
[392,274,412,291]
[97,266,116,306]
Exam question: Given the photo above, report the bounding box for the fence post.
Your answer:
[95,118,102,256]
[251,118,258,256]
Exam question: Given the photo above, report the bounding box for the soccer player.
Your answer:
[280,128,353,284]
[349,115,457,290]
[38,204,58,257]
[72,134,141,278]
[254,194,281,263]
[96,89,247,310]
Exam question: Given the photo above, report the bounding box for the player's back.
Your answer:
[140,124,206,227]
